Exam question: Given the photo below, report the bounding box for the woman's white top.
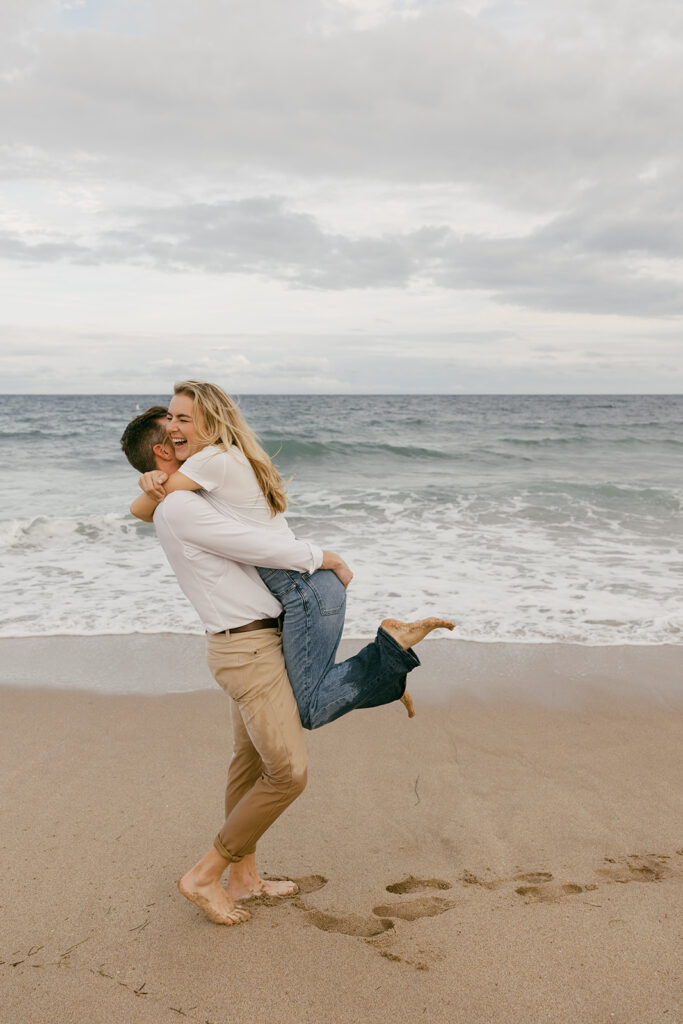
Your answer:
[181,445,286,529]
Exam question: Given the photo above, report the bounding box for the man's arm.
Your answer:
[157,491,347,578]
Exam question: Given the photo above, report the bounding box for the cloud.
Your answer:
[1,182,681,315]
[1,0,681,207]
[1,0,681,392]
[0,231,94,263]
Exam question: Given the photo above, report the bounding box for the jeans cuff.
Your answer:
[377,626,421,671]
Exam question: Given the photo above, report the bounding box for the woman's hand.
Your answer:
[321,550,354,589]
[138,470,168,502]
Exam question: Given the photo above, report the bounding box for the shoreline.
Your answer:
[3,630,682,646]
[1,634,681,708]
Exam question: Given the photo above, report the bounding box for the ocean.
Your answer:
[1,394,681,644]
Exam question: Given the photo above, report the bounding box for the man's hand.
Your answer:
[321,550,353,589]
[138,470,168,502]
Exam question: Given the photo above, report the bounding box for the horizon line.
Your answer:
[1,391,682,398]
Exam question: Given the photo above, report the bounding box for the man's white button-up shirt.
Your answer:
[153,491,323,634]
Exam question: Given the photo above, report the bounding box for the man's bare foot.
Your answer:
[227,854,298,901]
[178,872,251,926]
[381,616,455,650]
[231,877,299,901]
[401,691,415,717]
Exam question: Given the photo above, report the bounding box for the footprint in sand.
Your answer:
[502,870,599,903]
[376,877,456,921]
[460,868,554,891]
[385,875,452,894]
[303,908,394,937]
[293,874,329,894]
[458,868,596,903]
[300,876,455,936]
[514,851,679,900]
[372,895,456,921]
[460,869,498,890]
[597,854,672,884]
[515,881,598,903]
[512,871,554,885]
[295,875,394,937]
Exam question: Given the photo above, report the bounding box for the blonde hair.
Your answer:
[174,380,287,515]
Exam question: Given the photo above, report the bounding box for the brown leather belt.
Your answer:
[214,617,280,636]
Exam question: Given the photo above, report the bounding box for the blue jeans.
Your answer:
[257,567,420,730]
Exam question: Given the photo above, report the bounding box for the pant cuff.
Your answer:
[214,835,244,863]
[377,626,421,671]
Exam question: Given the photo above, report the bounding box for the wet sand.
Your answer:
[1,638,681,1023]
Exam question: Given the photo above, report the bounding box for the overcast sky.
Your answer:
[1,0,682,393]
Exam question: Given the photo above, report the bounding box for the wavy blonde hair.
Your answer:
[174,380,287,515]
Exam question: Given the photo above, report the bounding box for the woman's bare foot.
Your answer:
[401,691,415,717]
[178,871,251,926]
[381,616,455,650]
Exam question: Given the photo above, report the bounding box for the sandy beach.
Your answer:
[1,637,681,1024]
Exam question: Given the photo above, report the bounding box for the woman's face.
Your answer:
[166,393,207,461]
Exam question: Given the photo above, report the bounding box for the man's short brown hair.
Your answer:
[120,406,169,473]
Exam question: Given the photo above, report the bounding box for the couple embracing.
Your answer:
[120,380,453,928]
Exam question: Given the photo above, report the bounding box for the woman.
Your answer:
[131,380,455,727]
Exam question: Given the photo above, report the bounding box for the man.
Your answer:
[121,406,452,925]
[120,407,348,927]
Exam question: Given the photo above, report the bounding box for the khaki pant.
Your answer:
[205,627,307,863]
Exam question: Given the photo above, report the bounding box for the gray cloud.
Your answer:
[1,0,682,208]
[101,197,419,288]
[0,232,94,263]
[1,0,682,392]
[2,183,680,314]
